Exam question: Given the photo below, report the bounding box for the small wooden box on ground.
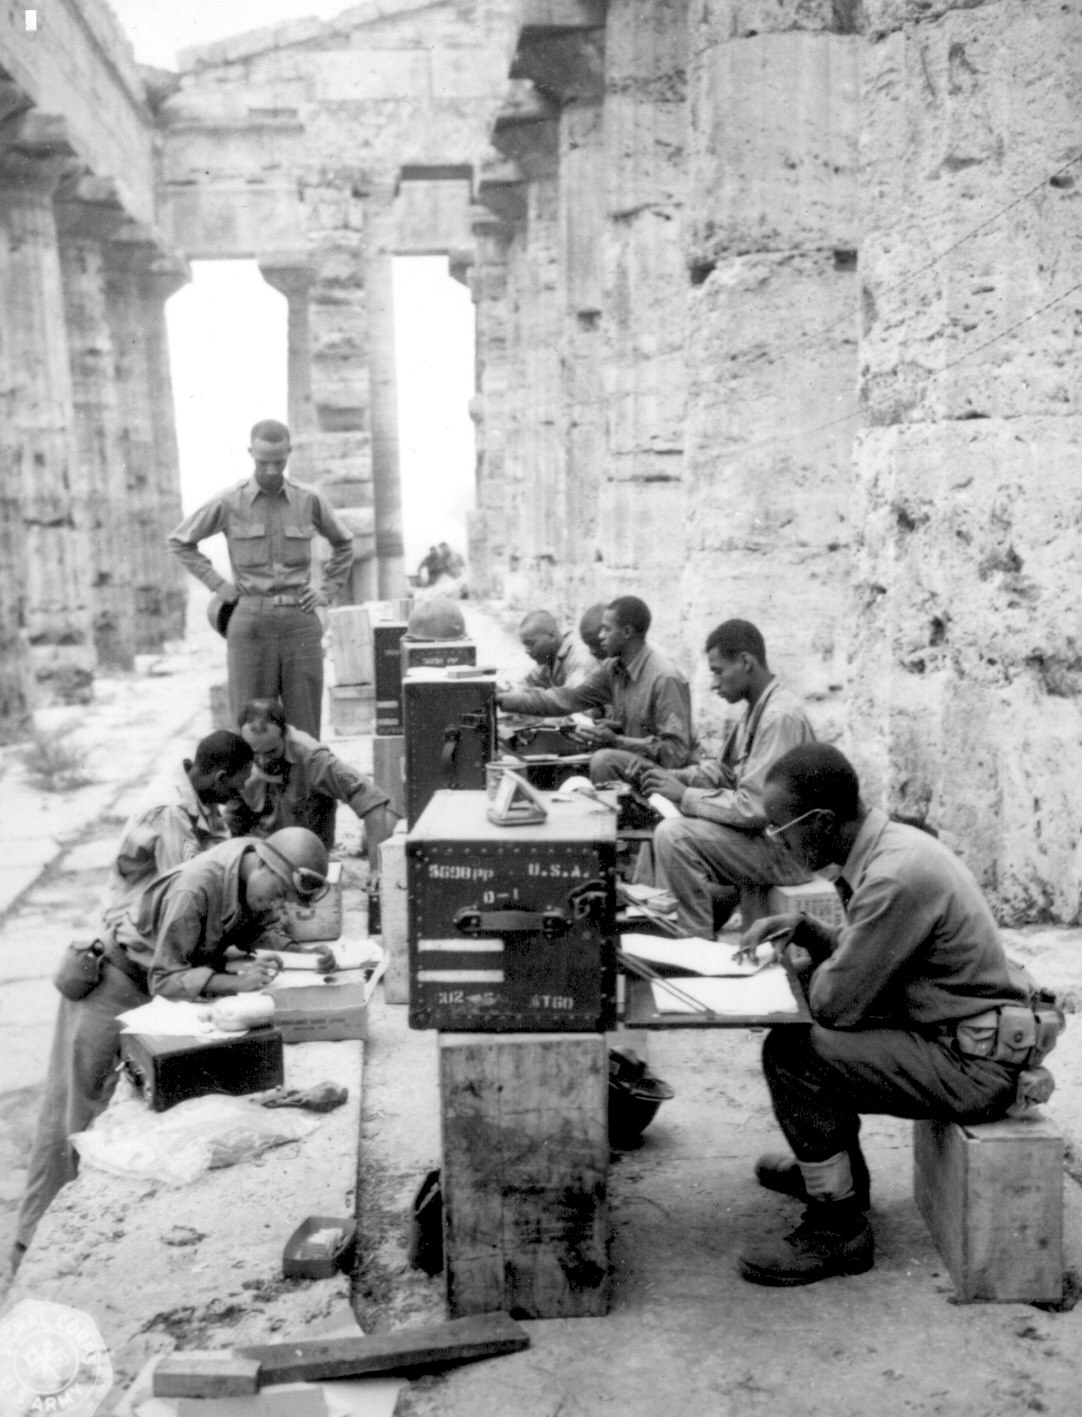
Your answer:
[768,876,846,928]
[284,860,343,942]
[120,1029,284,1111]
[379,827,410,1005]
[270,976,370,1042]
[913,1115,1064,1302]
[329,684,375,737]
[327,605,375,685]
[372,733,406,818]
[402,669,497,826]
[439,1032,611,1319]
[408,788,617,1033]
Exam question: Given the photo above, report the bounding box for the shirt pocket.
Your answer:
[283,525,313,567]
[229,521,267,566]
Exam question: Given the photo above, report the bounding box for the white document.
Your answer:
[648,970,800,1017]
[116,997,240,1039]
[647,792,682,820]
[621,933,766,977]
[257,940,382,974]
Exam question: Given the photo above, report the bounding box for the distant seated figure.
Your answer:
[234,698,398,859]
[516,610,596,692]
[498,595,697,784]
[416,545,442,586]
[579,603,607,662]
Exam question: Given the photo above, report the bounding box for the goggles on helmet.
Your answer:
[258,840,330,902]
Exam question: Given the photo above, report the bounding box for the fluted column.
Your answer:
[55,174,135,670]
[105,227,189,652]
[682,0,860,730]
[363,191,406,598]
[0,117,96,703]
[0,195,32,734]
[259,252,315,483]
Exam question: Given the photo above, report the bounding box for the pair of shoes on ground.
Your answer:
[739,1147,874,1287]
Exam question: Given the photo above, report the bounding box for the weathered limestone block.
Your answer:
[858,1,1082,424]
[687,31,861,262]
[0,131,96,704]
[688,0,858,38]
[0,215,33,736]
[850,418,1082,923]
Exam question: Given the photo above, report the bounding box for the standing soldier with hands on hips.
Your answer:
[168,419,354,737]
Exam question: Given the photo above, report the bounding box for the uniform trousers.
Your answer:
[653,816,809,936]
[15,961,148,1252]
[762,1023,1021,1164]
[226,601,324,737]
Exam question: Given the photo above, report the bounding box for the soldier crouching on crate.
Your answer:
[232,698,399,860]
[732,743,1064,1288]
[9,828,329,1274]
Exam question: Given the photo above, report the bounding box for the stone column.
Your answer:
[363,191,406,599]
[490,90,562,609]
[600,0,689,652]
[851,0,1082,920]
[510,8,607,623]
[682,0,861,732]
[55,174,135,671]
[0,116,96,704]
[0,198,32,734]
[105,227,189,652]
[259,252,315,483]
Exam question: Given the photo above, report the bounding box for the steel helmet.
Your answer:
[256,827,331,901]
[207,592,237,638]
[406,598,466,641]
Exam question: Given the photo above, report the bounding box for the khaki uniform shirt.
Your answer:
[167,475,354,601]
[810,809,1029,1029]
[520,631,596,692]
[237,726,390,837]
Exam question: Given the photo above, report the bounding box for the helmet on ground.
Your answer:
[255,827,331,901]
[207,592,236,638]
[406,598,466,641]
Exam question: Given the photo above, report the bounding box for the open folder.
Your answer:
[620,933,804,1019]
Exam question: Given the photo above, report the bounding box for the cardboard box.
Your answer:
[270,976,370,1043]
[284,860,343,942]
[768,876,846,928]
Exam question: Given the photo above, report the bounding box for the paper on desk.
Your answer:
[265,945,384,991]
[117,997,241,1039]
[648,969,800,1016]
[647,792,682,820]
[621,933,765,977]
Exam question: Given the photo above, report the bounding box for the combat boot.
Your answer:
[754,1144,871,1211]
[738,1198,874,1287]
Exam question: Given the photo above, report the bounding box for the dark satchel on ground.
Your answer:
[54,938,106,1001]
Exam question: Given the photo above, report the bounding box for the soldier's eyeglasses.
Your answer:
[764,808,827,840]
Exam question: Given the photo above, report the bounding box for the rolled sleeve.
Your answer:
[148,890,217,1000]
[167,498,231,595]
[680,704,812,827]
[312,496,355,600]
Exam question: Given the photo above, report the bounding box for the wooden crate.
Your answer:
[328,606,375,685]
[439,1033,610,1319]
[913,1115,1064,1302]
[372,733,406,818]
[378,827,409,1005]
[329,684,375,737]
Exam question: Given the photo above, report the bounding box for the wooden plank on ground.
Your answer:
[237,1311,529,1386]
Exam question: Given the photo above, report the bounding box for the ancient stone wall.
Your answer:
[850,0,1082,921]
[0,6,187,728]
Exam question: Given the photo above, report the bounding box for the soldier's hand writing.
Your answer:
[732,912,802,966]
[231,956,281,992]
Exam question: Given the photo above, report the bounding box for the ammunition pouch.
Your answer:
[952,960,1066,1071]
